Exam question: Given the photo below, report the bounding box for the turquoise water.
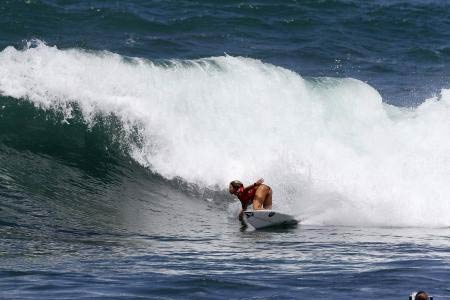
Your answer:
[1,1,450,299]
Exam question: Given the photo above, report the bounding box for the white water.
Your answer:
[1,42,449,227]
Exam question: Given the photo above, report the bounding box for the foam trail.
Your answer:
[1,41,449,227]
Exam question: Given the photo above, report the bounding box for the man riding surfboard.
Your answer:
[229,178,272,221]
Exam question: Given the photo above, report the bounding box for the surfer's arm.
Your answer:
[239,201,248,221]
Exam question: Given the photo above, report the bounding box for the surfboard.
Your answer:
[244,210,298,229]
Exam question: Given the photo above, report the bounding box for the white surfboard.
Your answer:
[244,210,298,229]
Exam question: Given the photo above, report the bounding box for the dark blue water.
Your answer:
[1,1,450,299]
[2,0,450,105]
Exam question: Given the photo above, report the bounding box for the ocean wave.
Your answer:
[1,41,449,227]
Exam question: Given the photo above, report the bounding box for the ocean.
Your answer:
[0,1,449,299]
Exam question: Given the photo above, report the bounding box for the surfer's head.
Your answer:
[414,291,430,300]
[229,180,243,194]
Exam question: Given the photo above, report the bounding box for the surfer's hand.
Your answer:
[255,178,264,186]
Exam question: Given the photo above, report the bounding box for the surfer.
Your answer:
[229,178,272,221]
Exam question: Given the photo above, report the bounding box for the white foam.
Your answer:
[1,41,449,227]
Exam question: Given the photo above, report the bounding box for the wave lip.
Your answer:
[1,41,449,227]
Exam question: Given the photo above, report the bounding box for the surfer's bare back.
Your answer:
[229,178,272,221]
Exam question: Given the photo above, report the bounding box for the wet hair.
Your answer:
[229,180,243,189]
[415,291,429,300]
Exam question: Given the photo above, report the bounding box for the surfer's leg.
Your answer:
[263,187,272,209]
[253,185,270,210]
[252,194,264,210]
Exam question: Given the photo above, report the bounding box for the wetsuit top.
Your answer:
[237,186,257,207]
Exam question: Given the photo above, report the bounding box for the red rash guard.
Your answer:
[237,186,257,207]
